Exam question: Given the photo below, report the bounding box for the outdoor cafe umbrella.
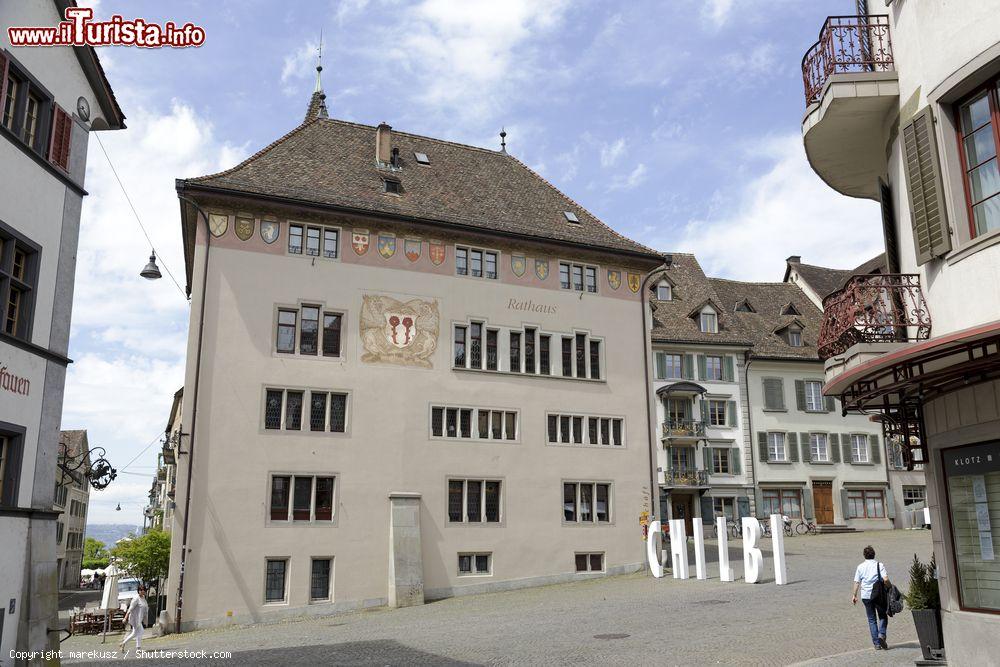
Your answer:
[99,562,121,643]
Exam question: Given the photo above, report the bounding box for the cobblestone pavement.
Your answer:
[62,530,932,666]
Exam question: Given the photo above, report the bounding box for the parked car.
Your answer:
[117,577,142,610]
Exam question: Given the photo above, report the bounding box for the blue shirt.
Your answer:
[855,559,888,599]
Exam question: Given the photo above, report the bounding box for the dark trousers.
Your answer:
[862,598,888,645]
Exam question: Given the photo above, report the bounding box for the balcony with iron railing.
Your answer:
[662,468,709,488]
[818,274,931,360]
[800,15,899,200]
[661,420,705,441]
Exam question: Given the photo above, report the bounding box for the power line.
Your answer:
[117,431,164,473]
[93,132,186,297]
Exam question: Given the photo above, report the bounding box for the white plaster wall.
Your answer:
[0,517,28,667]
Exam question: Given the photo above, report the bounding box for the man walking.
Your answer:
[852,545,890,650]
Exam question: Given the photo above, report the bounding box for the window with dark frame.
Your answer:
[509,331,521,372]
[276,310,296,353]
[265,390,283,430]
[574,333,587,378]
[455,246,498,280]
[458,553,491,576]
[305,227,321,256]
[322,313,342,357]
[561,337,573,376]
[0,432,22,507]
[957,83,1000,237]
[486,328,498,371]
[288,224,303,254]
[847,489,886,519]
[455,247,468,275]
[469,323,482,368]
[575,553,604,573]
[447,479,501,523]
[589,340,601,380]
[563,482,611,523]
[285,391,303,430]
[270,474,335,522]
[524,327,536,373]
[558,262,597,292]
[323,229,339,259]
[265,559,287,603]
[0,227,38,341]
[453,325,467,366]
[300,306,319,355]
[310,558,332,601]
[761,488,802,518]
[1,54,65,161]
[539,334,550,374]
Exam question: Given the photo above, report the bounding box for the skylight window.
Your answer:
[414,152,430,165]
[563,211,580,223]
[384,179,402,194]
[781,303,800,316]
[735,300,755,313]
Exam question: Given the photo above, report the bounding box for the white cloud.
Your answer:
[702,0,734,28]
[68,96,245,528]
[280,40,320,94]
[600,138,626,168]
[670,134,882,281]
[609,162,647,191]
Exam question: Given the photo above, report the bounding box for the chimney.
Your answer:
[376,122,392,164]
[786,255,801,264]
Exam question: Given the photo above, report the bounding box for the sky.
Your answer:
[66,0,884,525]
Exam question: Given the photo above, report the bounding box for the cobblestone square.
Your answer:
[63,530,933,666]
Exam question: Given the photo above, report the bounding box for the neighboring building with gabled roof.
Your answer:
[783,254,887,310]
[166,68,662,631]
[55,430,91,589]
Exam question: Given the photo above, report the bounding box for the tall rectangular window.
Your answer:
[322,313,342,357]
[453,325,467,366]
[300,306,319,355]
[469,323,483,368]
[485,329,498,371]
[0,230,37,341]
[448,480,464,522]
[958,87,1000,237]
[322,228,338,259]
[704,355,723,381]
[699,311,718,334]
[560,263,571,289]
[310,558,332,601]
[524,327,536,373]
[585,267,597,293]
[455,247,468,276]
[509,332,521,373]
[851,434,870,463]
[589,340,601,380]
[265,559,287,603]
[484,251,497,279]
[24,94,40,148]
[767,432,786,462]
[1,76,18,129]
[561,337,573,377]
[329,393,348,433]
[270,476,290,520]
[810,433,830,462]
[285,391,303,430]
[310,392,327,432]
[805,380,824,412]
[539,335,550,375]
[305,227,321,256]
[574,333,587,378]
[655,353,682,380]
[470,249,483,277]
[293,476,313,520]
[572,265,584,291]
[265,390,283,430]
[315,477,334,521]
[276,310,297,353]
[288,224,303,254]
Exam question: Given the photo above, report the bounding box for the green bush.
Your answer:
[905,553,940,610]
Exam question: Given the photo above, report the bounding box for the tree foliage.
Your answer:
[905,553,941,610]
[82,537,109,569]
[110,530,170,584]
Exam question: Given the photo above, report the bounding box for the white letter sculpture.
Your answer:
[742,517,763,584]
[646,520,664,578]
[769,514,788,585]
[669,519,689,579]
[716,516,734,582]
[693,520,707,580]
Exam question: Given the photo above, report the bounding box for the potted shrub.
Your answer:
[905,553,944,661]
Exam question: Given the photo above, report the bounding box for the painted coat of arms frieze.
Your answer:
[360,294,439,368]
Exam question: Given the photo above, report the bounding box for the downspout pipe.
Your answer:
[173,194,212,634]
[743,350,757,516]
[641,264,669,533]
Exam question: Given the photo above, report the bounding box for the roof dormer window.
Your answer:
[788,328,802,347]
[699,309,718,334]
[735,300,755,313]
[383,178,402,195]
[656,282,672,301]
[781,303,800,316]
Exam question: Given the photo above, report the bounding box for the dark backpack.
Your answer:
[870,562,887,608]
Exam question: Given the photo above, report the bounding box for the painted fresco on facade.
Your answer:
[260,219,279,244]
[405,239,421,262]
[608,270,621,290]
[429,241,445,265]
[208,213,228,237]
[235,216,254,241]
[534,259,549,281]
[360,294,439,368]
[352,230,370,255]
[378,234,396,259]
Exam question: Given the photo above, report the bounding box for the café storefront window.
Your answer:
[943,440,1000,612]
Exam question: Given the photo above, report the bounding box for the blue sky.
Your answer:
[66,0,884,524]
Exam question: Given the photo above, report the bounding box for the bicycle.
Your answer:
[795,517,818,535]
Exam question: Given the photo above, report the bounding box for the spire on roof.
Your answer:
[499,127,507,153]
[304,30,328,122]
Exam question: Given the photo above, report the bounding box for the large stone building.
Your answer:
[800,3,1000,661]
[0,2,124,660]
[164,80,662,630]
[144,388,182,534]
[55,430,90,589]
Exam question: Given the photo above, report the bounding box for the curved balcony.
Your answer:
[663,468,709,489]
[661,420,705,441]
[801,16,898,200]
[818,274,931,360]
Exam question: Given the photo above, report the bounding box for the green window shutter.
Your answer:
[726,400,737,427]
[869,434,882,464]
[795,432,809,463]
[902,106,952,265]
[803,488,815,520]
[700,496,714,525]
[703,446,712,471]
[754,488,764,517]
[831,434,841,463]
[824,395,836,413]
[841,436,851,464]
[885,488,896,519]
[731,448,741,475]
[682,354,695,380]
[700,400,709,424]
[757,432,769,463]
[722,356,735,382]
[841,488,851,519]
[697,355,707,380]
[794,380,806,411]
[788,436,800,462]
[737,496,749,519]
[655,352,666,379]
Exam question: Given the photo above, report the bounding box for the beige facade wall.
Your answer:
[749,360,889,529]
[166,207,656,630]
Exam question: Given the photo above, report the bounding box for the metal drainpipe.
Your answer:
[173,194,212,634]
[640,264,669,533]
[743,350,757,515]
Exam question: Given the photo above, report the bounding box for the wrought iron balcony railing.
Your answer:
[818,274,931,360]
[663,468,709,488]
[662,420,705,439]
[801,15,893,105]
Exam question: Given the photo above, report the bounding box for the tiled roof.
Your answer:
[181,117,658,258]
[786,253,887,300]
[59,429,89,460]
[649,254,753,347]
[709,278,824,360]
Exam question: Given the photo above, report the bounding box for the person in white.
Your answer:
[852,545,890,650]
[119,584,148,652]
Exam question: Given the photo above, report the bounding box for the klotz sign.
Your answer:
[646,515,787,585]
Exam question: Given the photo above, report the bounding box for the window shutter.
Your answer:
[763,378,785,410]
[737,496,749,519]
[697,355,707,380]
[700,496,715,525]
[757,432,768,463]
[802,489,815,520]
[841,436,851,464]
[824,395,836,413]
[726,400,737,427]
[700,400,709,424]
[703,446,712,471]
[869,434,881,464]
[0,52,8,120]
[831,434,841,463]
[48,104,73,171]
[841,488,851,519]
[794,380,806,411]
[682,354,694,380]
[788,436,799,462]
[731,449,741,475]
[795,432,808,463]
[901,106,951,264]
[655,352,666,379]
[879,178,901,274]
[722,356,735,382]
[753,488,764,517]
[885,488,896,519]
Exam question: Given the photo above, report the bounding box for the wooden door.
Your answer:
[673,494,694,535]
[813,482,834,524]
